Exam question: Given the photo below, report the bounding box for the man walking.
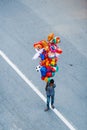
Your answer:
[45,79,56,111]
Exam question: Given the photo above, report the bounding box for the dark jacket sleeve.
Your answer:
[45,82,49,91]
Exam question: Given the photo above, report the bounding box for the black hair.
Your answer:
[50,79,54,84]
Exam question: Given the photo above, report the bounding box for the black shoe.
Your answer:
[44,107,49,111]
[51,105,55,109]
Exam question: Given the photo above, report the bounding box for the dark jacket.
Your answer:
[45,82,56,96]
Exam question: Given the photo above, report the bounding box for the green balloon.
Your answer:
[52,72,55,77]
[56,66,59,72]
[48,78,51,82]
[53,38,56,43]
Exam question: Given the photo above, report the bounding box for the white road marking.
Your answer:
[0,50,77,130]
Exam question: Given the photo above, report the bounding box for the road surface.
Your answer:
[0,0,87,130]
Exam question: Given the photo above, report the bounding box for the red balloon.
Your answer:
[41,76,45,80]
[46,72,52,77]
[46,66,51,72]
[56,48,63,54]
[51,67,55,72]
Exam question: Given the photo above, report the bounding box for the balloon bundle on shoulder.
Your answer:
[32,33,62,82]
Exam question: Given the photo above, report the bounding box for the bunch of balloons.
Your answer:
[33,33,62,82]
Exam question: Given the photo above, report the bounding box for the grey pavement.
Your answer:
[0,0,87,130]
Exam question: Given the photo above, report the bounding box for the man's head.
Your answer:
[50,79,54,84]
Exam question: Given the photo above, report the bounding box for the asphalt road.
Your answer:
[0,0,87,130]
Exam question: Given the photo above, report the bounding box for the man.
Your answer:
[45,79,56,111]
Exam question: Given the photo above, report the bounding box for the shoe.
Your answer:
[44,107,49,111]
[51,105,55,109]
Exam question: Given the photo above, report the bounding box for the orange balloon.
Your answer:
[34,42,43,49]
[44,77,48,82]
[47,33,54,41]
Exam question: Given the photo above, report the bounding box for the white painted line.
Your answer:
[0,50,77,130]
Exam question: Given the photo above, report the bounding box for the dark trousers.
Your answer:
[47,95,54,108]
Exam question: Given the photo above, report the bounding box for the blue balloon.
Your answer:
[40,66,47,76]
[40,54,45,60]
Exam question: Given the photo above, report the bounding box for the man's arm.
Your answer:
[53,84,56,88]
[45,82,49,91]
